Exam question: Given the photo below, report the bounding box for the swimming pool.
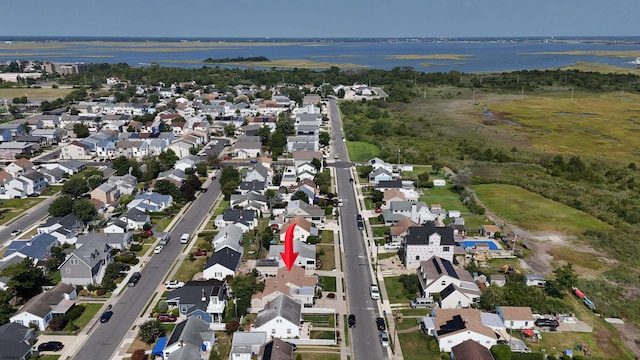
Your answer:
[459,240,500,250]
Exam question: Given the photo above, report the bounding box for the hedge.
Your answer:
[512,353,543,360]
[491,345,512,360]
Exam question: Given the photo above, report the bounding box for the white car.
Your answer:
[10,229,21,237]
[154,246,164,254]
[383,242,401,250]
[370,284,380,300]
[380,331,390,347]
[165,280,185,289]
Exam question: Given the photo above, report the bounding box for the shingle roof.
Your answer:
[259,338,294,360]
[16,283,74,318]
[4,233,57,260]
[166,279,226,314]
[451,339,495,360]
[405,222,455,246]
[205,248,242,271]
[254,295,301,328]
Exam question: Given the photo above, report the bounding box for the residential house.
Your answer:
[37,166,66,186]
[76,232,132,251]
[287,136,318,153]
[160,317,215,360]
[156,168,187,186]
[90,182,120,205]
[10,283,77,331]
[0,322,35,360]
[106,173,138,195]
[480,225,500,237]
[293,151,323,169]
[59,236,113,286]
[168,139,195,158]
[233,141,262,159]
[4,158,33,177]
[258,339,294,360]
[382,201,435,226]
[211,224,244,253]
[278,216,317,243]
[0,123,26,138]
[127,191,173,212]
[230,192,269,215]
[19,171,47,195]
[165,279,227,323]
[0,257,23,290]
[489,274,506,287]
[416,256,481,308]
[243,164,270,184]
[31,129,65,144]
[447,217,467,236]
[368,157,394,173]
[37,213,83,245]
[214,209,258,232]
[369,167,394,184]
[0,128,12,142]
[251,265,317,310]
[495,306,535,330]
[389,217,418,243]
[3,233,58,265]
[174,155,200,173]
[239,180,266,195]
[450,339,495,360]
[268,241,316,270]
[60,141,92,159]
[253,295,301,339]
[285,200,325,223]
[427,308,498,352]
[121,207,151,230]
[202,248,242,281]
[0,170,47,199]
[103,219,128,234]
[229,332,267,360]
[375,179,414,192]
[403,222,456,269]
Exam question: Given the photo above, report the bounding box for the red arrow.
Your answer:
[280,222,299,271]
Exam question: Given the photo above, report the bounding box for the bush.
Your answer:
[307,236,320,244]
[115,255,140,264]
[96,289,106,296]
[225,319,240,334]
[490,344,512,360]
[65,304,86,321]
[158,300,168,313]
[511,353,543,360]
[48,317,68,331]
[130,244,143,252]
[131,349,147,360]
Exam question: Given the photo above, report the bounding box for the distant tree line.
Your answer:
[203,56,269,63]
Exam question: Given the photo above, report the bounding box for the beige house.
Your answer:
[90,182,120,205]
[251,265,317,310]
[5,158,34,177]
[60,141,92,160]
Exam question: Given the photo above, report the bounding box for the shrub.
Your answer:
[130,244,143,252]
[512,353,543,360]
[65,304,86,321]
[96,289,107,296]
[115,255,140,264]
[48,317,68,331]
[225,319,240,334]
[158,300,168,313]
[307,236,320,244]
[131,349,147,360]
[490,345,512,360]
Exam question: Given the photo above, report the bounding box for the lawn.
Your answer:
[213,200,229,215]
[296,353,340,360]
[320,230,335,244]
[317,244,335,270]
[372,226,389,238]
[378,252,398,261]
[74,303,103,329]
[153,217,173,232]
[0,87,74,99]
[398,308,434,317]
[0,197,45,225]
[303,314,335,327]
[346,141,380,163]
[39,356,61,360]
[419,186,467,212]
[474,184,612,236]
[383,276,413,304]
[523,326,630,359]
[320,276,337,292]
[310,330,335,340]
[173,257,207,282]
[397,330,441,360]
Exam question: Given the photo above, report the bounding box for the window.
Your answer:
[443,246,450,252]
[70,259,79,265]
[415,255,420,261]
[65,268,71,274]
[271,329,276,334]
[287,329,291,334]
[441,280,446,285]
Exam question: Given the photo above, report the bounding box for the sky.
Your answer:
[1,0,639,38]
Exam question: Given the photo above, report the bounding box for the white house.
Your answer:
[278,216,317,243]
[428,308,498,352]
[229,332,267,360]
[416,256,481,309]
[202,248,242,280]
[523,274,547,287]
[253,295,301,339]
[403,222,456,269]
[126,191,173,212]
[495,306,535,330]
[160,317,215,359]
[268,241,316,270]
[10,283,77,331]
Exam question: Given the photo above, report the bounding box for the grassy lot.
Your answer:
[0,197,45,225]
[39,356,61,360]
[369,216,383,225]
[419,185,467,212]
[524,325,632,359]
[346,141,380,162]
[310,330,335,339]
[320,276,337,292]
[296,353,340,360]
[372,226,389,238]
[320,230,334,244]
[173,257,207,282]
[153,217,173,232]
[474,184,612,236]
[397,330,441,360]
[398,308,434,317]
[378,252,398,260]
[74,303,103,329]
[400,165,434,178]
[395,317,422,330]
[40,186,62,196]
[0,87,74,99]
[480,92,640,164]
[364,197,374,210]
[384,276,413,304]
[303,314,335,327]
[213,200,229,215]
[317,244,335,270]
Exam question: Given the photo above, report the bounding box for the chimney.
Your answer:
[202,288,206,302]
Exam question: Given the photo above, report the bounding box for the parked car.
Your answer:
[200,187,208,193]
[535,318,560,328]
[375,208,382,213]
[143,230,153,236]
[165,280,185,289]
[118,264,131,272]
[370,284,380,300]
[154,245,164,254]
[211,175,217,180]
[157,314,177,322]
[380,331,390,347]
[100,310,113,323]
[348,314,356,328]
[383,242,401,250]
[10,229,21,237]
[193,249,207,257]
[376,317,386,331]
[249,159,258,163]
[128,272,141,287]
[37,341,64,352]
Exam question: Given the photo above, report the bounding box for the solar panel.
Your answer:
[442,259,459,279]
[432,257,442,274]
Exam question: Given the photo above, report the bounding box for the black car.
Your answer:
[535,318,560,327]
[357,220,365,230]
[376,317,386,331]
[128,272,141,287]
[348,314,356,328]
[100,310,113,323]
[37,341,64,352]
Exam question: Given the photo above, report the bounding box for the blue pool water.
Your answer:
[460,241,499,250]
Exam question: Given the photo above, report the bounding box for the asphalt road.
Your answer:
[0,195,58,245]
[328,99,386,360]
[74,177,222,360]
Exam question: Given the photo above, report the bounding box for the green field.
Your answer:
[346,141,380,162]
[397,330,441,360]
[419,186,468,212]
[0,197,45,225]
[474,184,612,236]
[0,87,74,99]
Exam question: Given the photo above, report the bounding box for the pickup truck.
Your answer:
[370,284,380,300]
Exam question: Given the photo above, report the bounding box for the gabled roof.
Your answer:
[434,308,497,340]
[259,265,317,299]
[286,200,324,217]
[205,248,242,271]
[123,207,149,222]
[390,201,427,212]
[384,188,407,201]
[254,294,301,328]
[12,158,33,169]
[21,170,45,181]
[259,338,294,360]
[166,317,213,358]
[4,233,57,260]
[281,215,311,233]
[41,213,83,229]
[451,339,495,360]
[0,322,32,360]
[69,236,112,269]
[245,163,269,180]
[15,282,74,318]
[405,222,455,246]
[222,209,256,222]
[390,217,418,236]
[239,180,266,192]
[496,306,534,321]
[166,279,226,312]
[268,241,315,262]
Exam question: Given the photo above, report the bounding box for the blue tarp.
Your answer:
[152,336,167,355]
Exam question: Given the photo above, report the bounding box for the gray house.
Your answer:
[165,279,228,324]
[59,236,113,286]
[0,322,35,360]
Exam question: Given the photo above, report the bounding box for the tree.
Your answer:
[417,172,430,187]
[319,131,331,147]
[257,125,271,146]
[158,149,179,168]
[451,167,472,190]
[0,290,15,324]
[73,123,90,138]
[49,195,74,217]
[311,158,322,172]
[207,154,221,168]
[63,177,89,198]
[44,246,66,273]
[224,123,236,137]
[180,175,203,201]
[131,349,147,360]
[1,258,48,300]
[553,263,578,291]
[196,162,208,177]
[154,179,181,199]
[291,190,309,203]
[229,272,264,317]
[138,320,165,344]
[72,198,98,223]
[112,156,134,176]
[87,174,104,190]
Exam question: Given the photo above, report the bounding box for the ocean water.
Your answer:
[1,37,640,72]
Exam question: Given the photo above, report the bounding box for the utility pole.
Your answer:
[472,87,475,102]
[521,86,524,100]
[571,87,574,101]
